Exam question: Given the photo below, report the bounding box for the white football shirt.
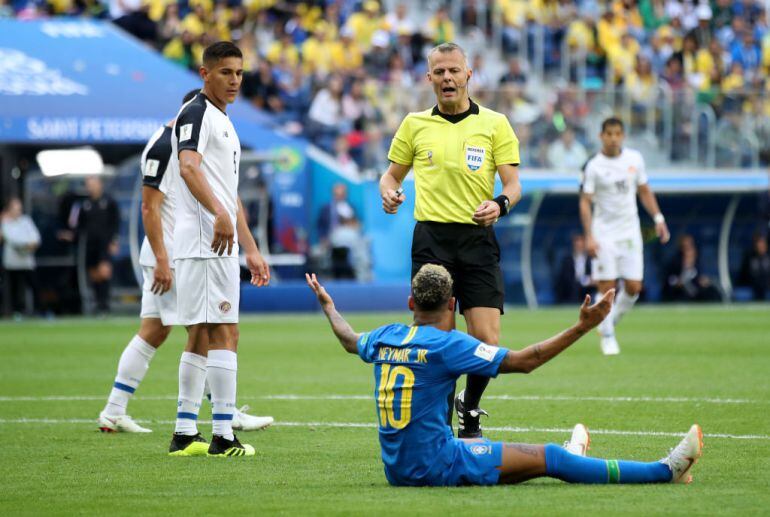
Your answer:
[139,124,176,268]
[171,93,241,260]
[581,148,648,238]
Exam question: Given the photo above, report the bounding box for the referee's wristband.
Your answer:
[653,213,665,224]
[493,195,510,217]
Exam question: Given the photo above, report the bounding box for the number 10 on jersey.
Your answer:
[377,364,415,429]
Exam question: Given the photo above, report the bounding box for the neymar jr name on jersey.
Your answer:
[377,346,429,364]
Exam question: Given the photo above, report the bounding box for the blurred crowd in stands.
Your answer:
[3,0,769,172]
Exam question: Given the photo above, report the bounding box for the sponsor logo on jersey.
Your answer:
[427,150,434,166]
[179,124,193,142]
[219,301,232,313]
[465,145,485,171]
[473,343,499,362]
[223,130,229,138]
[470,445,491,455]
[144,159,159,177]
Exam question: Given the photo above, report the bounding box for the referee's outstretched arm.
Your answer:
[379,162,410,214]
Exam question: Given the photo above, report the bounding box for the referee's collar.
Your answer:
[431,99,479,124]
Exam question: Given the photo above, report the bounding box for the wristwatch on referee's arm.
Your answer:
[493,195,510,217]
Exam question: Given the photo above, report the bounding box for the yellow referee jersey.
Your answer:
[388,100,520,224]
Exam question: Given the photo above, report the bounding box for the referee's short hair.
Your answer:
[601,116,624,133]
[412,264,453,311]
[427,42,467,66]
[203,41,243,66]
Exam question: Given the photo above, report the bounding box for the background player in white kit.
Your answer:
[169,41,270,457]
[98,90,272,434]
[579,117,670,355]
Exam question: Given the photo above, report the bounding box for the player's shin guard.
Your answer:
[544,444,672,484]
[207,349,237,440]
[104,335,156,416]
[175,352,207,435]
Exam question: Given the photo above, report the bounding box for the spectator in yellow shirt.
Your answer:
[721,62,745,94]
[625,55,658,108]
[301,22,336,77]
[424,5,455,45]
[266,32,300,68]
[345,0,383,52]
[330,28,364,72]
[608,32,640,83]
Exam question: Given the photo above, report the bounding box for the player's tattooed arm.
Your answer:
[498,290,615,374]
[305,273,361,354]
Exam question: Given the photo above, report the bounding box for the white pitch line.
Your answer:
[0,394,762,404]
[0,418,767,440]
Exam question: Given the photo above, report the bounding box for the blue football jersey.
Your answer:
[356,323,508,484]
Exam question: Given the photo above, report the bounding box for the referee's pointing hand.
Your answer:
[472,200,501,227]
[382,188,406,214]
[212,211,235,256]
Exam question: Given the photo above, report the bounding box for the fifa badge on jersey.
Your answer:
[144,159,159,177]
[465,145,485,171]
[179,124,193,142]
[474,343,499,362]
[470,445,491,456]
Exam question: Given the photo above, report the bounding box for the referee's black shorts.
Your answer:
[411,221,504,314]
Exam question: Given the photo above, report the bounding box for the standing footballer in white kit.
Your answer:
[579,117,670,355]
[98,89,272,436]
[169,41,270,457]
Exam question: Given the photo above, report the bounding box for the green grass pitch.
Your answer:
[1,305,768,515]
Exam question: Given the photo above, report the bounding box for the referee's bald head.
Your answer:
[411,264,453,311]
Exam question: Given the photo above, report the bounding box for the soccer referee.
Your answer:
[379,42,522,438]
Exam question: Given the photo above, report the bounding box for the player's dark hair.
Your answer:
[412,264,453,311]
[202,41,242,66]
[182,89,200,104]
[601,117,624,133]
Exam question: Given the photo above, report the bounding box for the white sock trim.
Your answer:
[180,351,207,371]
[129,335,157,360]
[207,349,237,371]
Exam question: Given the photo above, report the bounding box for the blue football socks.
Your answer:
[544,444,672,484]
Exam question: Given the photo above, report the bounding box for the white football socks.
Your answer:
[612,290,639,326]
[207,349,237,441]
[174,352,207,436]
[104,335,157,416]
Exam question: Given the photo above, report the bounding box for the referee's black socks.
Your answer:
[463,375,490,411]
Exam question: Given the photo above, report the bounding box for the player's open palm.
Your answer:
[305,273,334,310]
[212,212,235,256]
[578,289,615,330]
[246,251,270,287]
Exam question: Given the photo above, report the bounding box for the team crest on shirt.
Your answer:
[219,301,232,313]
[628,166,637,174]
[470,445,491,455]
[465,145,485,171]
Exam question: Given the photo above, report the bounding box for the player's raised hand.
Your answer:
[656,221,671,244]
[382,188,405,214]
[472,200,500,226]
[577,289,615,331]
[305,273,334,309]
[246,251,270,287]
[151,257,172,295]
[212,212,235,256]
